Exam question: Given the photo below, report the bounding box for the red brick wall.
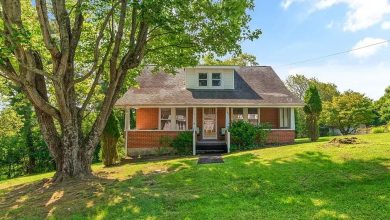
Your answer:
[260,108,279,129]
[136,108,159,130]
[127,131,180,148]
[267,130,295,144]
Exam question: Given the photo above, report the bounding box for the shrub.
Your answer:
[371,126,387,134]
[171,131,193,155]
[158,135,174,155]
[254,123,271,147]
[230,121,271,151]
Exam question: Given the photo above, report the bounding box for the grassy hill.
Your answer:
[1,133,390,219]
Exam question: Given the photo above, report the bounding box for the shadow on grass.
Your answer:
[0,150,389,219]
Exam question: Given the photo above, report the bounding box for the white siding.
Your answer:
[185,68,235,90]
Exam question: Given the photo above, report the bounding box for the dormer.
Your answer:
[185,66,236,90]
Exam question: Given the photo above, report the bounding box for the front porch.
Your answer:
[123,107,296,156]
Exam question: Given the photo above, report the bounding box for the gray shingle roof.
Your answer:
[115,66,303,107]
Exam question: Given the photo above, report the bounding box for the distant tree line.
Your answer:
[286,74,389,138]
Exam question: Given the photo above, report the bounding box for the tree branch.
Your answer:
[109,0,127,76]
[72,3,118,84]
[70,0,84,54]
[35,0,60,58]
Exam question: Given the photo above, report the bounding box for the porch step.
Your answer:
[196,141,227,154]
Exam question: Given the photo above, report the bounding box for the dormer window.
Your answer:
[212,73,221,86]
[199,73,208,86]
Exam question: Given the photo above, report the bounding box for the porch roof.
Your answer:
[115,66,303,108]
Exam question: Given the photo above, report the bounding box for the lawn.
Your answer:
[0,133,389,219]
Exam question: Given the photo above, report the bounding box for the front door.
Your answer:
[203,108,217,139]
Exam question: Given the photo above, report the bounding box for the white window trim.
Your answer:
[198,73,208,87]
[159,108,188,131]
[211,73,222,87]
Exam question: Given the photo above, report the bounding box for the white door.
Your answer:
[203,108,217,139]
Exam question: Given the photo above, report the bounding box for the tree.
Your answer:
[304,86,322,141]
[101,113,120,166]
[285,74,339,102]
[375,86,390,124]
[203,53,259,66]
[321,91,375,135]
[285,74,339,138]
[0,0,260,181]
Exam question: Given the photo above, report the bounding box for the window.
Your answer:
[279,108,291,128]
[176,108,187,131]
[232,108,244,121]
[212,73,221,86]
[199,73,207,86]
[248,108,258,125]
[160,108,172,130]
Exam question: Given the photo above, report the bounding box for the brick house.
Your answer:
[115,66,303,156]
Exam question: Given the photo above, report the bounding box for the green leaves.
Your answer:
[321,91,375,135]
[304,85,322,115]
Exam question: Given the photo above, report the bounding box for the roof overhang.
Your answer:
[115,103,304,109]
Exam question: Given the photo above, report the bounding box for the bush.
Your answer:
[371,126,387,134]
[230,121,271,151]
[158,136,174,155]
[171,131,193,155]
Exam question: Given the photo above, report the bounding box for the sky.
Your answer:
[241,0,390,100]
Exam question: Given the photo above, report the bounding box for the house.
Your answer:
[115,66,303,156]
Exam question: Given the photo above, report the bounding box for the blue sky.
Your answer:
[241,0,390,100]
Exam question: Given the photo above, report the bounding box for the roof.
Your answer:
[115,66,303,107]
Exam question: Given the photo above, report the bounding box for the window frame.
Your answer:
[175,108,187,131]
[248,108,259,125]
[198,73,208,87]
[232,108,244,121]
[211,73,222,87]
[279,108,291,128]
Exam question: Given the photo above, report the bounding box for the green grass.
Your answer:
[1,133,390,219]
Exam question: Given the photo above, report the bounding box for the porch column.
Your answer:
[125,107,131,131]
[226,107,230,153]
[124,107,130,157]
[225,107,230,128]
[290,108,295,130]
[193,107,197,156]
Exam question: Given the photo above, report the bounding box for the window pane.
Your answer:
[232,108,244,121]
[176,108,186,131]
[248,108,258,125]
[212,73,221,79]
[212,80,221,86]
[279,108,291,128]
[199,80,207,86]
[161,108,172,130]
[161,108,171,120]
[199,73,207,79]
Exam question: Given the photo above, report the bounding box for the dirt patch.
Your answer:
[326,137,364,147]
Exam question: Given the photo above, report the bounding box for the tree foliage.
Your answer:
[321,91,375,135]
[202,53,259,66]
[101,113,120,166]
[304,86,322,141]
[0,0,260,181]
[285,74,339,102]
[375,86,390,124]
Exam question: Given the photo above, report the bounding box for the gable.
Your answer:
[185,67,235,90]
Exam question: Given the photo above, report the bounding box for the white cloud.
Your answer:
[350,37,389,58]
[326,21,335,29]
[281,0,300,10]
[281,0,390,32]
[382,21,390,29]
